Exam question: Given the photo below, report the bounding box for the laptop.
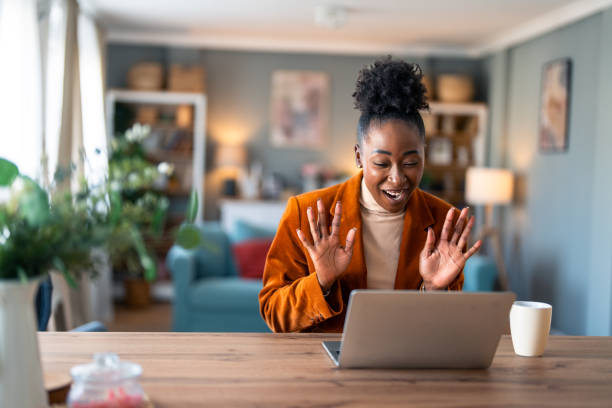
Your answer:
[322,290,515,369]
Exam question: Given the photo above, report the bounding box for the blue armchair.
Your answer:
[166,222,270,332]
[463,255,498,291]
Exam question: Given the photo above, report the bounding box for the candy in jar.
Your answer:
[67,352,146,408]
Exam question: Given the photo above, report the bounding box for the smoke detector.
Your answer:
[314,5,348,29]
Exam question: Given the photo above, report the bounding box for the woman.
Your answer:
[259,57,481,333]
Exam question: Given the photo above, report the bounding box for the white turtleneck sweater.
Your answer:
[359,179,406,289]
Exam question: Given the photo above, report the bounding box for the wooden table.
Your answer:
[39,333,612,407]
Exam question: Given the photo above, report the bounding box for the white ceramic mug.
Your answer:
[509,301,552,357]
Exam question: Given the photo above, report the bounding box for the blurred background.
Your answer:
[1,0,611,336]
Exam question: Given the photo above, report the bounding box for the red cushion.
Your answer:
[232,238,273,279]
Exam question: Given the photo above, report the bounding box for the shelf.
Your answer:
[146,149,193,163]
[107,89,206,106]
[426,164,470,173]
[423,189,466,203]
[426,131,476,140]
[428,101,487,115]
[164,188,191,197]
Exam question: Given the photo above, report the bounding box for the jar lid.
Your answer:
[70,353,142,384]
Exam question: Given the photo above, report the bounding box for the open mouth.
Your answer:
[382,189,408,202]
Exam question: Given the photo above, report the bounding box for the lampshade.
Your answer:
[215,144,246,169]
[465,167,514,205]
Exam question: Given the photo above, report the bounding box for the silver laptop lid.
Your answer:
[338,290,515,368]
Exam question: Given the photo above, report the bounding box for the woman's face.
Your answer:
[355,119,425,213]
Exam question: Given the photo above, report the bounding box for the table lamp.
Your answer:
[465,167,514,290]
[216,144,246,197]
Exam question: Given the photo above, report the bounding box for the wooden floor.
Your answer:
[106,301,172,332]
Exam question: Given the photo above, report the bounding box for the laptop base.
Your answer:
[322,341,341,366]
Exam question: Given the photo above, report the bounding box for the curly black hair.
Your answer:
[353,56,429,143]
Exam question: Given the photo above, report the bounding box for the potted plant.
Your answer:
[0,158,108,408]
[107,124,170,308]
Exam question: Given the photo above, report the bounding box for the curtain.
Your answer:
[0,0,43,179]
[77,8,108,188]
[46,0,114,326]
[44,0,69,185]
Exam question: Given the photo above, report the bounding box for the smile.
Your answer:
[382,189,408,202]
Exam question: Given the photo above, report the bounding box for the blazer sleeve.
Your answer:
[259,196,343,332]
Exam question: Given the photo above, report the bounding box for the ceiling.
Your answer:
[82,0,611,57]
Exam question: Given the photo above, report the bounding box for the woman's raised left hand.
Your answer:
[419,207,482,290]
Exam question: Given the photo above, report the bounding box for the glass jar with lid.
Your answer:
[67,352,146,408]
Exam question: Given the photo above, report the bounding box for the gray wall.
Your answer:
[106,46,487,218]
[487,10,612,335]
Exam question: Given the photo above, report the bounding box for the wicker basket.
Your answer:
[168,64,206,93]
[436,75,474,103]
[127,62,163,90]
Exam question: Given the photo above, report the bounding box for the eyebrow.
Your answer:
[372,149,419,156]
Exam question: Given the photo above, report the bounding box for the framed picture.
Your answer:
[539,58,571,152]
[270,70,329,148]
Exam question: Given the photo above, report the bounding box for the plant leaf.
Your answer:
[186,190,198,223]
[53,257,77,288]
[18,176,50,226]
[0,158,19,186]
[17,267,28,283]
[176,224,201,250]
[109,191,122,226]
[140,255,156,282]
[128,225,156,282]
[151,197,168,237]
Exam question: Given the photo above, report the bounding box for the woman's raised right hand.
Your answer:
[296,199,357,292]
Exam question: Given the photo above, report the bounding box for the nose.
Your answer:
[387,164,406,185]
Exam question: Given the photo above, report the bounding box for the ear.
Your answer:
[354,144,363,168]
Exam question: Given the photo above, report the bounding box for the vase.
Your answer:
[0,279,49,408]
[123,278,151,308]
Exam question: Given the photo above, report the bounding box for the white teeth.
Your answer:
[383,190,404,201]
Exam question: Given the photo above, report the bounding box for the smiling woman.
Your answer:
[259,57,482,333]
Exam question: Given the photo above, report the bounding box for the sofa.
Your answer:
[166,220,274,332]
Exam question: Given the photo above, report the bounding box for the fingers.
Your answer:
[450,207,469,245]
[343,227,357,255]
[463,239,482,260]
[439,208,455,242]
[422,227,435,257]
[296,228,314,253]
[457,215,475,251]
[306,206,320,245]
[317,199,329,238]
[330,201,342,238]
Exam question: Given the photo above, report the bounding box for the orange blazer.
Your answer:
[259,171,463,333]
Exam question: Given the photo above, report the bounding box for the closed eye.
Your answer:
[374,162,388,168]
[404,162,418,167]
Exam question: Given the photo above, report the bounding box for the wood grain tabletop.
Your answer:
[38,332,612,407]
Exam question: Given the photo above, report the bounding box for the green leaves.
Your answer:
[15,176,50,227]
[128,224,156,282]
[0,158,18,186]
[186,190,198,223]
[109,191,122,227]
[151,197,169,237]
[53,257,77,288]
[176,190,202,249]
[176,224,201,250]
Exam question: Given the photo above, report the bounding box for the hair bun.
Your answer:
[353,56,429,115]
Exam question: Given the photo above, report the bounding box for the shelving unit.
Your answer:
[105,89,208,301]
[420,102,488,208]
[105,89,207,222]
